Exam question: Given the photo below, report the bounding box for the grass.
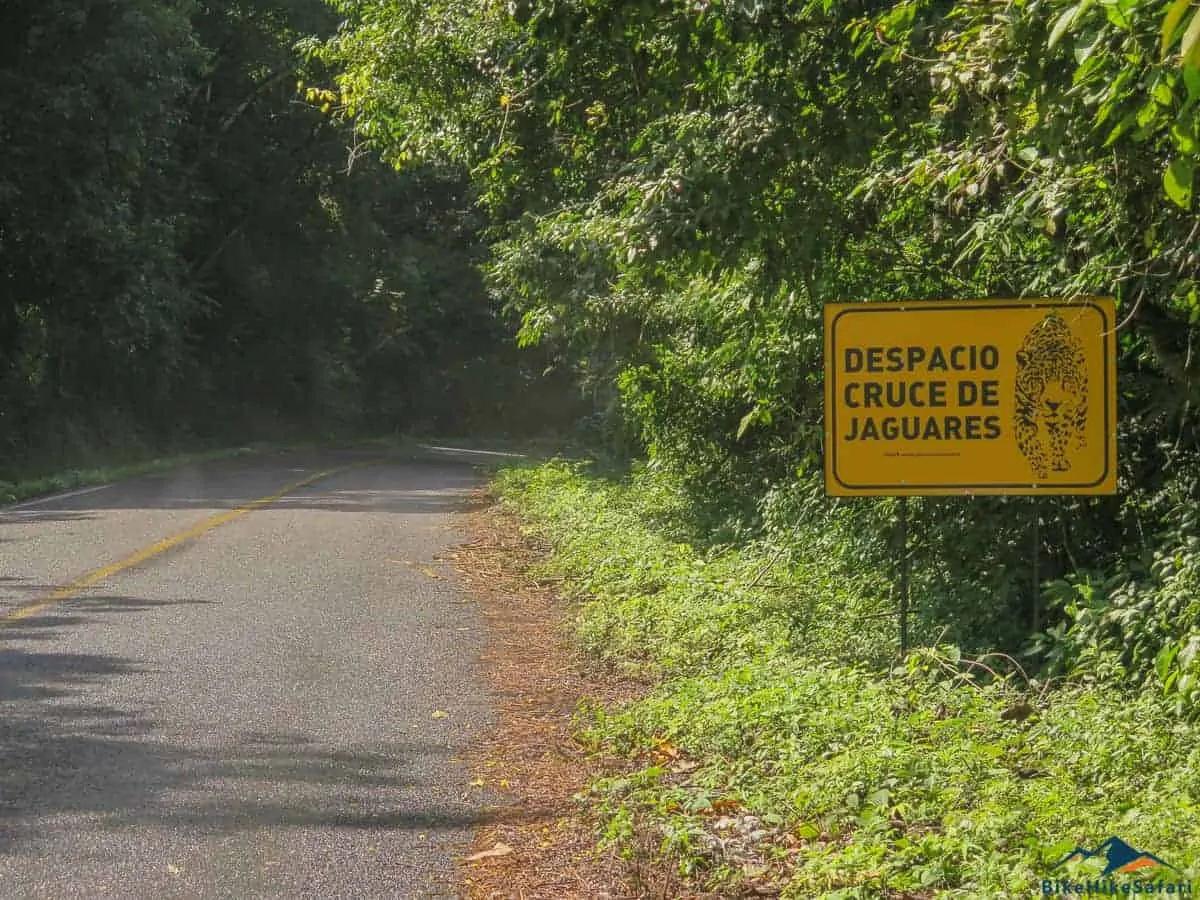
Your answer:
[492,458,1200,899]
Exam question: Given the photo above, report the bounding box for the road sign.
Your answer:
[824,298,1117,496]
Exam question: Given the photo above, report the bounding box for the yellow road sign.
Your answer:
[824,298,1117,496]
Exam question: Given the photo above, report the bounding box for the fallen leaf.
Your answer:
[465,843,513,862]
[432,710,449,719]
[651,738,680,759]
[470,778,485,787]
[749,882,783,896]
[166,864,181,876]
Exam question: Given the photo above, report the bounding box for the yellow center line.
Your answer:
[0,459,380,626]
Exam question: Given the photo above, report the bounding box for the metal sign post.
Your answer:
[898,496,910,657]
[823,297,1118,658]
[1031,499,1042,635]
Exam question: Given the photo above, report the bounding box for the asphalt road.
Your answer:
[0,448,495,899]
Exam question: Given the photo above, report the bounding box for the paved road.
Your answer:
[0,448,493,899]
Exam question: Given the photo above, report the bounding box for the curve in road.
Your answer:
[0,448,493,899]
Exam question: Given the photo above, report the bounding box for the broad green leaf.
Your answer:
[1162,0,1192,57]
[1048,3,1081,48]
[736,408,757,439]
[1074,25,1105,65]
[1153,74,1176,106]
[1183,8,1200,65]
[795,823,820,840]
[1104,1,1131,30]
[868,789,891,807]
[1156,641,1181,682]
[1181,634,1200,667]
[1185,64,1200,99]
[1073,50,1106,85]
[1095,70,1134,124]
[1137,97,1164,129]
[1164,156,1196,208]
[1171,117,1198,152]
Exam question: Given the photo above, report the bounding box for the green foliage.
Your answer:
[0,0,205,429]
[496,460,896,673]
[499,460,1200,898]
[318,0,1200,711]
[1036,495,1200,717]
[0,0,551,478]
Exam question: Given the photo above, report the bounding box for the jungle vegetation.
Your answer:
[0,0,568,484]
[315,0,1200,715]
[312,2,1200,891]
[7,1,1200,891]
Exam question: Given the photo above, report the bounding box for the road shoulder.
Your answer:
[449,490,645,899]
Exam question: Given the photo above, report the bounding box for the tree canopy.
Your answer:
[4,0,1199,712]
[316,0,1200,713]
[0,0,563,478]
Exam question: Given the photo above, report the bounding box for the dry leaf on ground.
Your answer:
[464,843,514,863]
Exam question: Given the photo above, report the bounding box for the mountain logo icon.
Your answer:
[1052,837,1181,876]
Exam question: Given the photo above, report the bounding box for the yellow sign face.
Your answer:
[824,298,1117,496]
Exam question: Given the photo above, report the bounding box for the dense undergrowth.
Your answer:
[315,0,1200,721]
[495,459,1200,899]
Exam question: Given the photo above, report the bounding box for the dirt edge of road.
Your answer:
[447,489,671,900]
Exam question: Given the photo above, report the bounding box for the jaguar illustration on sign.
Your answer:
[823,298,1117,496]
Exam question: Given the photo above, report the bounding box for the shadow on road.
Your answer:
[0,452,507,866]
[0,611,506,856]
[0,457,483,521]
[0,595,220,639]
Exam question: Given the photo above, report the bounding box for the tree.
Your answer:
[316,0,1200,705]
